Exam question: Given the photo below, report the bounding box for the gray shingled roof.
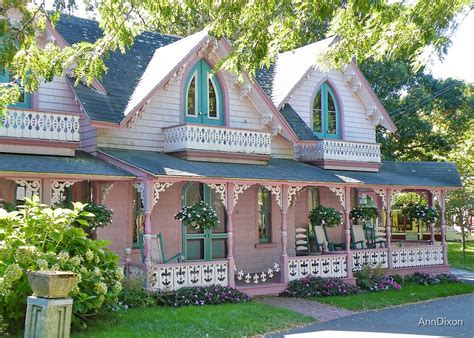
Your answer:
[0,151,132,177]
[99,148,462,188]
[55,15,180,123]
[280,104,318,141]
[255,65,275,99]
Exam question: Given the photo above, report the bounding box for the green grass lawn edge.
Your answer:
[311,282,474,311]
[74,301,315,338]
[448,242,474,271]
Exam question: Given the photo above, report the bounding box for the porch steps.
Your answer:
[237,283,287,297]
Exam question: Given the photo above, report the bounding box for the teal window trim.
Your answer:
[258,186,272,244]
[0,68,31,109]
[312,82,340,139]
[183,59,224,126]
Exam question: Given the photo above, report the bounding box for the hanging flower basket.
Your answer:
[308,206,342,228]
[175,201,220,231]
[350,206,378,228]
[403,204,439,225]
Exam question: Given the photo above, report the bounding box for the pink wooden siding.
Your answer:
[0,178,16,203]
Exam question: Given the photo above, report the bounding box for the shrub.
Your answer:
[356,265,400,291]
[157,285,250,307]
[75,202,113,233]
[308,206,342,227]
[0,199,122,328]
[118,278,156,309]
[388,274,404,286]
[281,276,360,298]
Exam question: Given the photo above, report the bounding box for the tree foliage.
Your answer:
[0,0,471,110]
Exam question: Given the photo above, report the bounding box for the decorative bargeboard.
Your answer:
[149,260,228,291]
[391,246,443,268]
[288,255,347,281]
[352,248,388,271]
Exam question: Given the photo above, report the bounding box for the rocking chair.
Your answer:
[138,232,182,264]
[312,225,345,252]
[351,223,369,249]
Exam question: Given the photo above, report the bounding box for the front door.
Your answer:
[184,60,224,126]
[182,182,227,261]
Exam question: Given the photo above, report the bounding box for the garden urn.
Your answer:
[28,270,77,299]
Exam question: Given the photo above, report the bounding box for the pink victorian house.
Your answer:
[0,15,461,295]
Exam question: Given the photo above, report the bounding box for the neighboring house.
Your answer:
[0,15,462,295]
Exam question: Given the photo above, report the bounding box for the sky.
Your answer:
[44,1,473,83]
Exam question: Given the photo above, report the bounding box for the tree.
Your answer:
[0,0,471,111]
[447,190,473,267]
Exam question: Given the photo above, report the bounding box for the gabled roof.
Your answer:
[280,104,318,141]
[55,15,180,123]
[98,147,462,188]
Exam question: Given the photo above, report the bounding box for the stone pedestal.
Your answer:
[24,296,73,338]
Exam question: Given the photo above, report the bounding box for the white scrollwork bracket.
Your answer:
[288,186,303,206]
[100,183,114,204]
[15,180,41,201]
[429,190,441,205]
[51,181,76,205]
[390,189,402,206]
[374,189,387,209]
[153,182,174,208]
[233,184,251,205]
[329,187,345,208]
[264,185,282,208]
[208,183,226,206]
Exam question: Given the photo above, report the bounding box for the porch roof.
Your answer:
[98,148,462,188]
[0,151,133,178]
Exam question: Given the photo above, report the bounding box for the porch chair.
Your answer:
[371,226,387,248]
[138,232,182,264]
[312,225,345,253]
[350,223,369,249]
[295,226,310,255]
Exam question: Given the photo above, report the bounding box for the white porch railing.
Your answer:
[164,124,272,155]
[0,109,80,142]
[288,254,347,281]
[352,248,389,271]
[148,260,228,291]
[298,139,381,163]
[391,245,443,268]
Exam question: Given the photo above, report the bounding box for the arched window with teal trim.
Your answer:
[312,82,340,139]
[183,59,224,126]
[0,69,31,109]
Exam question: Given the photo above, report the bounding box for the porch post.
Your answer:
[385,188,393,269]
[440,190,448,264]
[143,179,154,265]
[280,184,289,284]
[226,182,236,288]
[343,186,353,279]
[428,192,436,244]
[42,179,51,205]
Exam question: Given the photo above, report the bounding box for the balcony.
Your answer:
[164,124,272,164]
[0,108,80,142]
[297,139,381,171]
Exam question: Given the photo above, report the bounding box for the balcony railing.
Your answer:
[0,109,80,142]
[164,124,272,156]
[298,139,381,163]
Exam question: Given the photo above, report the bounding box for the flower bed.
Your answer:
[281,277,360,298]
[158,285,250,307]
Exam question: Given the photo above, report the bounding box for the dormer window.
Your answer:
[312,82,339,139]
[184,59,224,126]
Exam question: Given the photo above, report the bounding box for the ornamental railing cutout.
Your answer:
[235,263,280,284]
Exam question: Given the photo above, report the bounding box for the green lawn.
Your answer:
[448,242,474,271]
[74,302,314,338]
[312,282,474,311]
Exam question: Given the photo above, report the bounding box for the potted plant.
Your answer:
[308,206,342,228]
[350,206,378,229]
[28,270,77,298]
[175,200,220,231]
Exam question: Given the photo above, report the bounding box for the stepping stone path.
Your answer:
[256,297,354,322]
